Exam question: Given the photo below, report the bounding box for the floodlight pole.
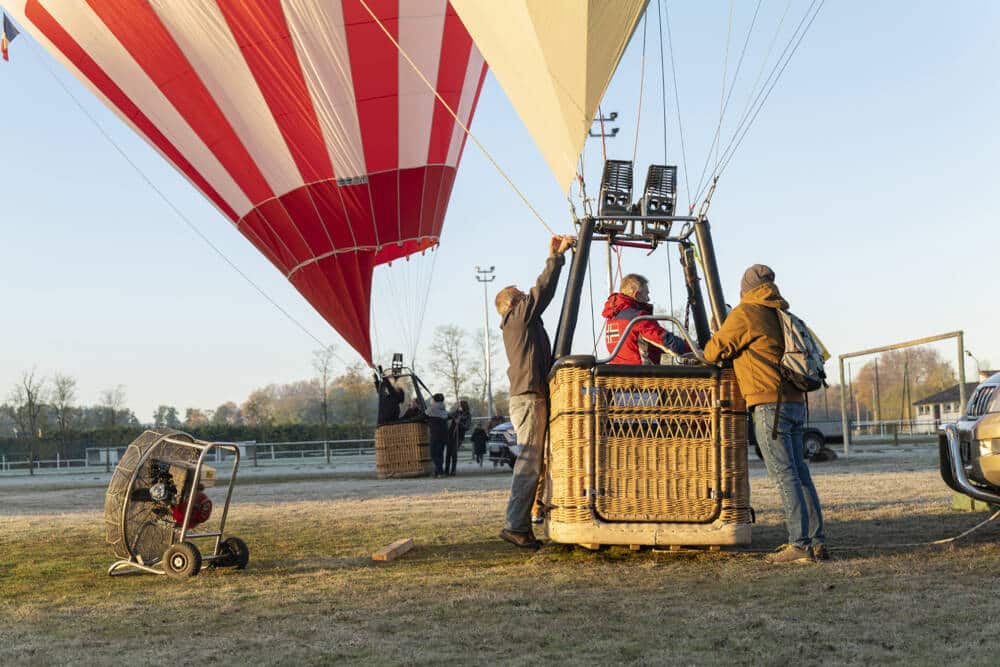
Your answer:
[475,265,496,419]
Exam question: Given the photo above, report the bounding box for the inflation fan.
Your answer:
[104,429,248,578]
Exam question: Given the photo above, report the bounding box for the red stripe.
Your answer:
[343,0,399,174]
[278,189,333,257]
[24,1,238,221]
[418,165,445,239]
[217,0,334,184]
[340,181,378,248]
[308,181,357,249]
[428,167,457,239]
[426,12,472,165]
[291,253,374,363]
[84,0,274,204]
[364,172,397,248]
[398,167,425,242]
[252,199,315,266]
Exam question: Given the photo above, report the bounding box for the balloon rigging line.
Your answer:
[694,0,825,205]
[411,248,440,367]
[715,0,825,180]
[357,0,557,237]
[655,0,676,319]
[661,1,692,212]
[631,13,647,167]
[716,0,735,173]
[656,0,670,163]
[730,0,795,157]
[692,0,763,202]
[23,36,347,366]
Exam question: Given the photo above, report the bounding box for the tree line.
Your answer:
[0,330,514,466]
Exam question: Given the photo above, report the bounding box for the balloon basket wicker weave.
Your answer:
[541,357,751,548]
[375,421,434,479]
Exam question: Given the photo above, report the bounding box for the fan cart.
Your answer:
[105,429,249,577]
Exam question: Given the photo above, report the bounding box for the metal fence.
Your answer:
[0,439,376,476]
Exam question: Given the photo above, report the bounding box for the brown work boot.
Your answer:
[764,544,814,564]
[811,543,831,561]
[499,529,540,550]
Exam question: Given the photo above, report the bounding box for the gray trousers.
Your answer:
[504,392,548,533]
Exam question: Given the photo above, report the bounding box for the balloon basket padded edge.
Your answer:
[105,428,250,578]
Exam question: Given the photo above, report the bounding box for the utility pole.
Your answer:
[475,265,496,419]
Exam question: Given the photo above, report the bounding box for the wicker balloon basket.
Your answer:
[542,356,751,548]
[375,421,434,479]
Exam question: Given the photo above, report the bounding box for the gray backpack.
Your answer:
[751,310,827,393]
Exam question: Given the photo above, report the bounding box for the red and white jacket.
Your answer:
[602,293,690,365]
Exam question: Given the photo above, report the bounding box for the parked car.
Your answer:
[487,421,520,469]
[749,414,827,461]
[940,371,1000,503]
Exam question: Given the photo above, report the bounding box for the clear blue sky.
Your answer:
[0,1,997,420]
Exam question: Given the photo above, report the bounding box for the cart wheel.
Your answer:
[219,536,250,570]
[164,542,202,578]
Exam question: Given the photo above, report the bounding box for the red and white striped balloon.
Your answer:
[9,0,487,363]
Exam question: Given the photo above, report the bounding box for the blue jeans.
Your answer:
[753,402,825,549]
[504,393,548,533]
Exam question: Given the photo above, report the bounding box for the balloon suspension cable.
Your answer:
[22,35,346,364]
[357,0,556,237]
[631,14,647,167]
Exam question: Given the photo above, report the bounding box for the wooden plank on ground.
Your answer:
[372,538,414,562]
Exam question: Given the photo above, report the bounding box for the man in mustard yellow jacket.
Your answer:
[703,265,827,564]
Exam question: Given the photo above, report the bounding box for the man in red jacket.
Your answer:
[603,274,689,364]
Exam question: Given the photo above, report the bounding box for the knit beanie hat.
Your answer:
[740,264,775,295]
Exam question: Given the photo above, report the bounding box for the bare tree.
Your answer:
[469,327,501,410]
[212,402,241,426]
[241,386,277,428]
[153,405,182,428]
[430,325,471,403]
[51,373,78,435]
[99,385,127,428]
[314,345,338,450]
[332,363,375,437]
[8,369,48,475]
[184,408,211,428]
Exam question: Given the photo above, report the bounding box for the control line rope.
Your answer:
[358,0,556,237]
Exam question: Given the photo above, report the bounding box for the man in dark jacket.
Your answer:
[703,264,826,564]
[494,234,575,549]
[603,273,689,364]
[425,394,450,478]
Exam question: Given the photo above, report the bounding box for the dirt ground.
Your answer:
[3,445,1000,665]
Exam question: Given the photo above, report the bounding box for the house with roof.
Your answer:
[912,370,998,432]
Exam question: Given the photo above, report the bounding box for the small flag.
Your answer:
[2,12,20,62]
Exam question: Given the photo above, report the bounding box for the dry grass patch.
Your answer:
[3,448,1000,665]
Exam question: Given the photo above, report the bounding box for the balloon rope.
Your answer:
[23,36,349,365]
[357,0,557,236]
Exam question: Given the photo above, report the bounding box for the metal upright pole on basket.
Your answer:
[475,265,496,419]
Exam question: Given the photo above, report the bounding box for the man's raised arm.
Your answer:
[523,235,575,323]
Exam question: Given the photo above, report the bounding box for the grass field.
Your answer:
[3,446,1000,665]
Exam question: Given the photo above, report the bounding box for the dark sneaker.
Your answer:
[811,544,831,561]
[499,529,540,550]
[764,544,814,564]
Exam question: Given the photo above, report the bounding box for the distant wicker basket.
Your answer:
[375,421,433,479]
[544,356,751,548]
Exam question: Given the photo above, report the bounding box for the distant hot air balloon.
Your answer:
[5,0,487,363]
